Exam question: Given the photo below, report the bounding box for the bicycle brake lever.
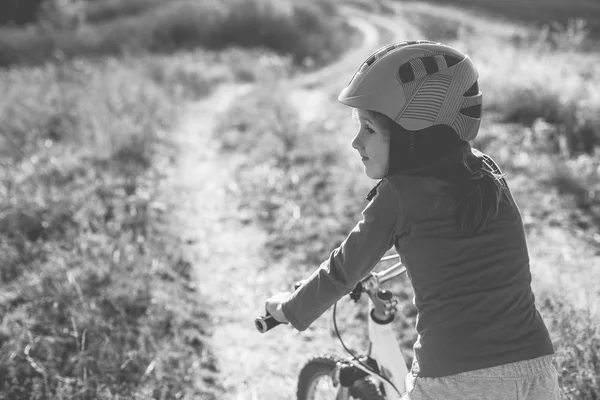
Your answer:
[349,282,363,302]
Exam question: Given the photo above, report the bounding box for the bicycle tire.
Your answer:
[297,355,384,400]
[297,355,340,400]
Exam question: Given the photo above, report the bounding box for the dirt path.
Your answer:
[161,8,416,400]
[167,83,340,400]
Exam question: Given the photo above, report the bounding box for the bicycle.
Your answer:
[255,254,411,400]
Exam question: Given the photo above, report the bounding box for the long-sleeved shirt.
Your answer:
[281,152,554,378]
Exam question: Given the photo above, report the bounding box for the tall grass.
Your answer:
[478,43,600,156]
[83,0,163,25]
[0,56,223,399]
[406,0,600,40]
[539,291,600,400]
[0,0,351,69]
[0,59,172,162]
[405,7,600,157]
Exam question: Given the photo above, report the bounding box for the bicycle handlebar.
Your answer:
[255,313,281,333]
[255,256,406,333]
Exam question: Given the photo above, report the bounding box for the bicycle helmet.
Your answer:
[338,40,482,141]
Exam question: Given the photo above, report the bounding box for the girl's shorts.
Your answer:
[401,355,562,400]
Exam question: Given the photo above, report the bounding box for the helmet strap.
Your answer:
[366,180,383,201]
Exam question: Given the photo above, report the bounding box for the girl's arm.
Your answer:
[281,178,401,331]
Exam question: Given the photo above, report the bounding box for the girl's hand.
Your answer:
[265,292,292,324]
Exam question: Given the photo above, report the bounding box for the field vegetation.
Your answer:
[3,0,599,398]
[0,0,350,398]
[215,3,600,399]
[401,0,600,42]
[0,52,228,400]
[0,0,350,68]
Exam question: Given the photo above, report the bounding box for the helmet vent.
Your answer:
[443,55,462,67]
[365,54,377,67]
[398,63,415,83]
[398,56,442,84]
[361,41,442,78]
[460,105,482,118]
[463,82,479,97]
[422,57,439,75]
[361,41,418,71]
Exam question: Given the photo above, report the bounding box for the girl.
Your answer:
[265,41,561,399]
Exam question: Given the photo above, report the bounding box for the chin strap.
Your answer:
[366,180,383,201]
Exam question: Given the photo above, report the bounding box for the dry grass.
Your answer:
[405,0,600,40]
[83,0,164,24]
[539,291,600,400]
[0,52,232,399]
[0,0,351,69]
[0,59,173,163]
[405,6,600,157]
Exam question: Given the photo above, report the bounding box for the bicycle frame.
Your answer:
[333,256,410,399]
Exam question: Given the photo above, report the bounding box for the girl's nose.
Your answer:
[351,132,362,150]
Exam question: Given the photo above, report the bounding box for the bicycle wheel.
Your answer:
[297,355,384,400]
[297,355,340,400]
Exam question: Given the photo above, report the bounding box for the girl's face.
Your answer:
[351,109,390,179]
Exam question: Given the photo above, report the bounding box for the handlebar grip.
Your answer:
[255,313,282,333]
[258,282,302,333]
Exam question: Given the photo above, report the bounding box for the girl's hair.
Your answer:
[451,146,512,234]
[363,108,511,235]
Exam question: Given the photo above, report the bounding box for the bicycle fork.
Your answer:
[332,289,409,399]
[367,294,409,398]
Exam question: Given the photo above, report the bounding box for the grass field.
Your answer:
[405,0,600,40]
[2,0,599,398]
[0,0,350,68]
[0,52,222,399]
[0,0,350,398]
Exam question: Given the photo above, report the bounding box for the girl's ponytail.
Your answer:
[453,150,512,235]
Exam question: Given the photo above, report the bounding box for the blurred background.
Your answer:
[0,0,598,399]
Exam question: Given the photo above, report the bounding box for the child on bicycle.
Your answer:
[265,41,561,399]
